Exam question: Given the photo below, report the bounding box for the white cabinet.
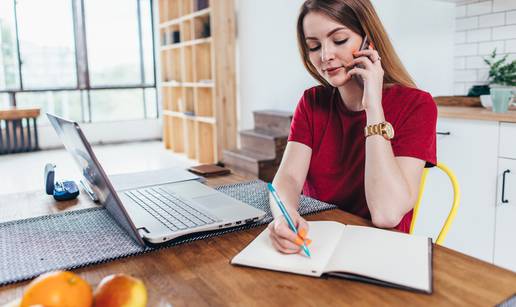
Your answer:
[415,118,516,271]
[414,118,499,262]
[494,124,516,271]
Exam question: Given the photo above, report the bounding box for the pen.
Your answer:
[267,183,311,258]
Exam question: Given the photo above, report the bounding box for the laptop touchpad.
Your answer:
[193,194,233,210]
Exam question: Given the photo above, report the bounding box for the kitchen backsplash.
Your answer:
[454,0,516,95]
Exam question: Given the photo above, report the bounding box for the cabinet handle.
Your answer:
[436,131,451,136]
[502,169,510,204]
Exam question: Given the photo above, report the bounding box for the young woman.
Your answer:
[268,0,437,254]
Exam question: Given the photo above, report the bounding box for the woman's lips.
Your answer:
[325,66,343,76]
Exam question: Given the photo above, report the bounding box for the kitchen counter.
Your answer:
[438,106,516,123]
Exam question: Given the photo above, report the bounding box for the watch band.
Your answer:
[364,121,394,140]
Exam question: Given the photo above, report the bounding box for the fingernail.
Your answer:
[369,43,373,49]
[299,228,307,239]
[305,239,312,246]
[295,237,304,246]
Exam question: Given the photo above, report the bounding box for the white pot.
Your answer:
[480,95,492,108]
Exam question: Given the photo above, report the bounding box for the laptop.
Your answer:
[47,113,266,247]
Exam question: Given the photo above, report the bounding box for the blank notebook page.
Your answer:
[232,221,346,277]
[325,225,430,291]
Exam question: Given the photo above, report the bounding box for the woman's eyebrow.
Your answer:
[305,27,348,40]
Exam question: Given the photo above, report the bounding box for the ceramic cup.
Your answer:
[480,94,492,108]
[490,88,515,113]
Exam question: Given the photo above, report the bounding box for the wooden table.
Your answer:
[1,173,515,306]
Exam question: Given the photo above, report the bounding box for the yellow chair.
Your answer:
[409,162,460,245]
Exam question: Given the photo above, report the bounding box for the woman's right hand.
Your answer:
[267,212,311,254]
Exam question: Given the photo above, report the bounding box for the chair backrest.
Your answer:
[409,162,460,245]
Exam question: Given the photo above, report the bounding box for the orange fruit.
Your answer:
[20,270,93,307]
[93,274,147,307]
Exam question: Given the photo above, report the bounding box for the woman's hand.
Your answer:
[267,212,311,254]
[346,46,384,111]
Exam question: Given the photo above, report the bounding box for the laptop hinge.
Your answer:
[137,227,150,237]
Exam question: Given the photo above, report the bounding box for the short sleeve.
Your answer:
[288,90,314,149]
[391,92,437,167]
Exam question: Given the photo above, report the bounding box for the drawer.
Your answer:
[499,123,516,159]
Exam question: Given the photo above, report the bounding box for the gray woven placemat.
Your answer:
[0,180,336,286]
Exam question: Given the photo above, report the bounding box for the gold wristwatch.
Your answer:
[364,121,395,140]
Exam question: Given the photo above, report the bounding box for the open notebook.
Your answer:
[231,221,432,293]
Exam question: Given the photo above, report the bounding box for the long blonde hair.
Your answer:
[297,0,417,88]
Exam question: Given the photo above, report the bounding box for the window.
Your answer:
[0,93,9,107]
[0,0,20,90]
[84,0,141,86]
[90,89,144,122]
[16,0,77,89]
[0,0,157,123]
[16,91,83,124]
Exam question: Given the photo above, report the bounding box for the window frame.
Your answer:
[0,0,158,122]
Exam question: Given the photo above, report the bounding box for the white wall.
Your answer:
[453,0,516,95]
[371,0,455,95]
[235,0,456,130]
[235,0,315,131]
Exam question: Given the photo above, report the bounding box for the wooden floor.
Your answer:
[0,141,196,195]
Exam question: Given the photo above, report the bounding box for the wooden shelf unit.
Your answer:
[158,0,236,163]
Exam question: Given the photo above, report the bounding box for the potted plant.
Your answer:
[481,49,516,112]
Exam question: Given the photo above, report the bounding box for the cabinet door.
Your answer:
[494,158,516,272]
[414,118,498,262]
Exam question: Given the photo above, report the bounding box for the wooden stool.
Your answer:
[0,107,40,154]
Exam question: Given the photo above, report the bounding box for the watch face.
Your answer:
[382,122,395,139]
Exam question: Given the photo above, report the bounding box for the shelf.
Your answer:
[183,46,194,82]
[160,37,212,51]
[182,87,195,113]
[159,0,235,164]
[159,8,211,28]
[161,48,182,82]
[163,110,216,124]
[162,87,182,111]
[197,121,215,163]
[162,81,214,88]
[194,43,212,82]
[185,117,197,159]
[163,115,185,152]
[195,87,213,117]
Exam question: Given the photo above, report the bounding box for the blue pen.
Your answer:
[268,183,311,258]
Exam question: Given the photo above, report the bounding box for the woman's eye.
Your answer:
[308,45,321,52]
[334,39,348,45]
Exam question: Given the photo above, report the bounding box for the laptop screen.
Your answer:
[47,113,145,246]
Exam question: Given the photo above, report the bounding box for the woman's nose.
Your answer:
[321,42,336,62]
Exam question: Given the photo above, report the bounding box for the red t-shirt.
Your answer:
[288,84,437,233]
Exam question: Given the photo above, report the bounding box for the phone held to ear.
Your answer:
[352,36,370,87]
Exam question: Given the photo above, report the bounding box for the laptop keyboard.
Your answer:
[124,187,217,232]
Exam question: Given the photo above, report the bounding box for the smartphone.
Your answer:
[352,36,370,87]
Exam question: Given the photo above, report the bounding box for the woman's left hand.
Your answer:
[346,46,384,111]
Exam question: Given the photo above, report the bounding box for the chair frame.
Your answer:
[409,162,460,245]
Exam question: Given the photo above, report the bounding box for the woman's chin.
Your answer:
[325,74,351,87]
